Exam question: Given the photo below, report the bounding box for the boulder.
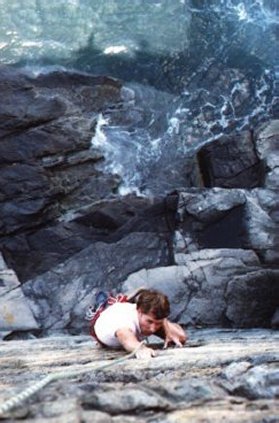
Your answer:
[193,120,279,265]
[123,249,279,327]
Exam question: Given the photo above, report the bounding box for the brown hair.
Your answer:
[128,288,170,319]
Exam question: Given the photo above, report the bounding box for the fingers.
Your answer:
[163,339,169,349]
[136,346,156,359]
[180,332,187,344]
[151,349,158,357]
[164,336,184,349]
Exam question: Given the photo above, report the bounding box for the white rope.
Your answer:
[0,342,144,417]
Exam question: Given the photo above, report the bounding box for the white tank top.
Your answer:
[94,302,142,347]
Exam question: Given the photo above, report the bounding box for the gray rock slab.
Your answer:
[0,329,278,422]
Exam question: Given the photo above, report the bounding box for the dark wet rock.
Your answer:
[175,188,247,250]
[0,66,127,278]
[0,66,123,238]
[2,195,161,282]
[0,72,66,138]
[198,130,264,188]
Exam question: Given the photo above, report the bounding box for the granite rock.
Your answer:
[0,329,278,422]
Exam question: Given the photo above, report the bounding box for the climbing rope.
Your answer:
[0,341,145,417]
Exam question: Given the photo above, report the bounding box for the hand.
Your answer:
[163,321,187,349]
[163,334,185,348]
[135,345,157,359]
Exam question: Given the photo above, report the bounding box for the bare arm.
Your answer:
[116,328,157,359]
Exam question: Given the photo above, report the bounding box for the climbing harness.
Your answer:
[0,341,144,417]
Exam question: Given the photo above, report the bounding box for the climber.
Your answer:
[89,288,187,359]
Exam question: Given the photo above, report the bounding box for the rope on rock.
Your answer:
[0,341,145,417]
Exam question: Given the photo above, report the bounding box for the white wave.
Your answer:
[91,114,109,149]
[104,45,129,55]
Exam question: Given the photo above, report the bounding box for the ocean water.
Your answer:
[1,0,278,194]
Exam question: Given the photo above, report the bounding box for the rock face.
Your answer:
[0,67,123,276]
[0,329,278,422]
[123,249,279,328]
[196,120,279,265]
[0,65,278,336]
[0,66,200,283]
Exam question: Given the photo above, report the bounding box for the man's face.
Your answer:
[138,309,164,336]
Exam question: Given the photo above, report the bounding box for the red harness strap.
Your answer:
[89,293,128,345]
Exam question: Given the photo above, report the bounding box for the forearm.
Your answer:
[116,328,156,358]
[116,328,143,352]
